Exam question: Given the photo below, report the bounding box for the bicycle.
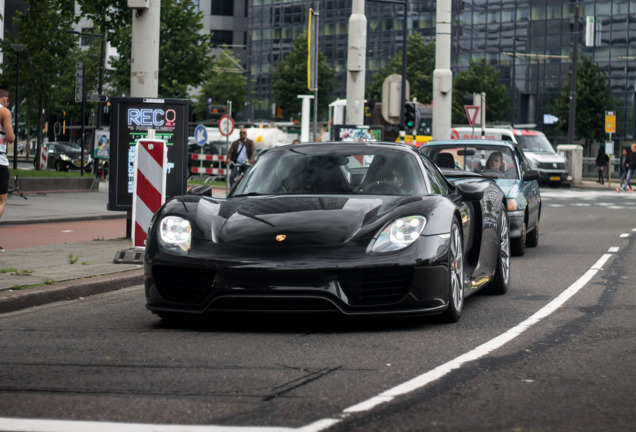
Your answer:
[7,175,28,200]
[228,160,252,188]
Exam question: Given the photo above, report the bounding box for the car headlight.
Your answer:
[370,215,426,253]
[159,216,192,251]
[60,154,70,161]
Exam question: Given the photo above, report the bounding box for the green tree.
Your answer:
[194,49,247,122]
[552,56,616,152]
[0,0,81,164]
[79,0,212,98]
[452,59,510,124]
[366,33,435,104]
[271,34,336,121]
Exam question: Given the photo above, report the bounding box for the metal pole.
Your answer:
[399,0,408,139]
[97,34,105,130]
[313,4,319,141]
[511,38,516,127]
[80,62,86,176]
[567,3,579,144]
[12,51,20,170]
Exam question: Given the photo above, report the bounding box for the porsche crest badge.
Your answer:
[276,234,287,242]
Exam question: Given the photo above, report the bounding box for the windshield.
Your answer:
[422,145,520,180]
[515,133,555,153]
[230,145,426,196]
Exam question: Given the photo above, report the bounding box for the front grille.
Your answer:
[539,162,565,170]
[153,265,214,305]
[338,267,414,305]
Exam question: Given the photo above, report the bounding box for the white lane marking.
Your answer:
[342,253,613,415]
[620,233,630,238]
[0,255,615,432]
[608,247,619,253]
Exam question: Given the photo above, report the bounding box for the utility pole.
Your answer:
[129,0,160,97]
[345,0,366,125]
[568,3,579,144]
[432,0,452,140]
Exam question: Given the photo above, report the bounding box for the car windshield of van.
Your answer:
[515,134,555,153]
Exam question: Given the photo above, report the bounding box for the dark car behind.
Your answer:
[34,142,93,172]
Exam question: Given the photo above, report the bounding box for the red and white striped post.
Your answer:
[132,137,167,248]
[39,144,48,170]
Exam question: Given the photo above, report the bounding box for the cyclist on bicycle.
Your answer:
[226,128,256,185]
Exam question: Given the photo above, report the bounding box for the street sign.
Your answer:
[75,62,84,103]
[218,115,235,137]
[87,94,107,103]
[605,111,616,133]
[194,124,208,147]
[464,105,480,127]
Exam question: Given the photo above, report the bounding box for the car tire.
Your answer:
[511,220,526,256]
[442,219,464,323]
[526,219,539,248]
[486,206,511,295]
[55,160,62,172]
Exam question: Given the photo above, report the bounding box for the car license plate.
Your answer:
[550,176,560,181]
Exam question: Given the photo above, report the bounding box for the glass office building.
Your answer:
[246,0,636,141]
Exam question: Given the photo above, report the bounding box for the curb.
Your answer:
[0,269,144,314]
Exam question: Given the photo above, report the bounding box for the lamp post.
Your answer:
[510,37,526,127]
[68,30,105,129]
[10,43,26,170]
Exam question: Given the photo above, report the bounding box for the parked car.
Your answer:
[145,141,510,323]
[450,127,567,185]
[421,139,541,256]
[34,142,93,173]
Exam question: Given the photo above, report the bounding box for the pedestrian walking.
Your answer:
[0,83,17,252]
[617,143,636,192]
[618,147,631,190]
[595,144,608,185]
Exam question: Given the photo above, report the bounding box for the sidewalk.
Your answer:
[0,179,610,314]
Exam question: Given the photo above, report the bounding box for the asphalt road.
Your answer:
[0,188,634,431]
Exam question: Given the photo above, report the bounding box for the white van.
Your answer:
[450,127,568,185]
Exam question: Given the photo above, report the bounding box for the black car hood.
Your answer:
[195,195,428,246]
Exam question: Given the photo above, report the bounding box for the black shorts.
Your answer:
[0,165,9,194]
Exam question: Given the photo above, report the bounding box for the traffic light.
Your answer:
[404,102,417,130]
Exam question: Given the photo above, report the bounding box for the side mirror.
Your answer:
[523,170,540,181]
[455,182,485,201]
[187,184,212,196]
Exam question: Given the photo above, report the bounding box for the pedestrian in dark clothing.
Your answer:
[618,143,636,192]
[619,147,631,190]
[595,145,608,184]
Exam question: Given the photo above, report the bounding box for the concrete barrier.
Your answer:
[17,177,98,193]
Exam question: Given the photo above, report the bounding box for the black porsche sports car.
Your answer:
[144,142,510,323]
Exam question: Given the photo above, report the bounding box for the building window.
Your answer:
[211,0,233,16]
[211,30,233,46]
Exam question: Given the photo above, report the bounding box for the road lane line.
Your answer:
[0,255,614,432]
[341,254,613,415]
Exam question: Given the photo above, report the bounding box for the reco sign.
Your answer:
[128,108,177,129]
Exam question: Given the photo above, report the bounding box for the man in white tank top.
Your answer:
[0,84,16,252]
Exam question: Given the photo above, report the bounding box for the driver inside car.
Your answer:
[359,168,405,194]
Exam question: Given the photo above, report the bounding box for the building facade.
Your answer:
[244,0,635,142]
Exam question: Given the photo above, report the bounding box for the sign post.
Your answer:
[605,112,616,187]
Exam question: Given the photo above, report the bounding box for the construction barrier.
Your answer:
[190,153,227,176]
[40,144,48,170]
[132,139,167,248]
